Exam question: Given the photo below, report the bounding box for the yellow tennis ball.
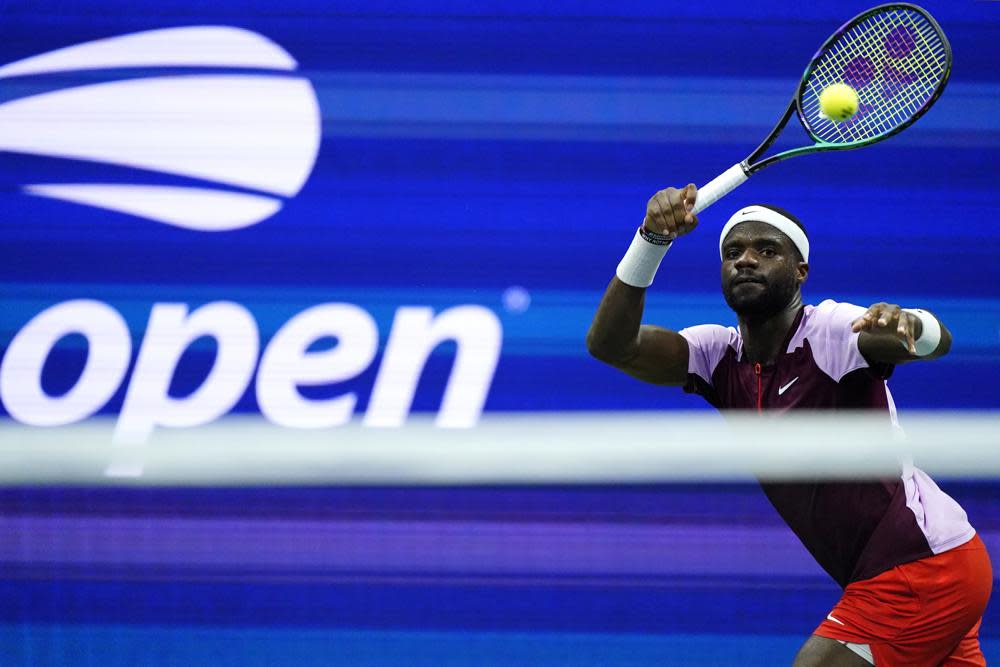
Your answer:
[819,83,859,122]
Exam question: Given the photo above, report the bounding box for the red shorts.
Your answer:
[814,534,992,666]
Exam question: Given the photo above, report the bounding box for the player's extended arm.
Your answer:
[585,185,699,386]
[852,302,952,365]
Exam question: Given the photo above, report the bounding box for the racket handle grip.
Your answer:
[692,163,749,215]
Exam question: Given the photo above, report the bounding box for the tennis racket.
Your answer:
[692,3,952,215]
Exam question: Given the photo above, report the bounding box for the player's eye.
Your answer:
[760,247,776,257]
[724,248,740,259]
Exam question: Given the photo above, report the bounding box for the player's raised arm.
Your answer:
[585,184,698,386]
[852,302,952,364]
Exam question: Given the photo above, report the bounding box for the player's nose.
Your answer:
[733,249,758,267]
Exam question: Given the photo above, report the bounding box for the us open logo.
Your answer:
[0,28,503,477]
[0,26,321,231]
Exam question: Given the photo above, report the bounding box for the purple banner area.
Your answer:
[4,514,998,583]
[1,515,821,579]
[3,485,998,639]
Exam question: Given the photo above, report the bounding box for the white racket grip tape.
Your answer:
[692,162,750,214]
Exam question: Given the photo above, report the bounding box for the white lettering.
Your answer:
[114,302,258,443]
[256,303,378,428]
[0,300,130,425]
[365,306,502,428]
[2,299,503,439]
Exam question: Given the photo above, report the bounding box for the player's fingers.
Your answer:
[896,309,915,353]
[677,184,699,231]
[665,189,687,230]
[679,212,699,235]
[886,304,902,330]
[853,307,877,331]
[875,303,895,328]
[652,192,677,236]
[904,315,917,354]
[676,217,690,235]
[645,186,698,237]
[683,183,697,212]
[645,192,667,234]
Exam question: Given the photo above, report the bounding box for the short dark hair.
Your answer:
[754,203,807,261]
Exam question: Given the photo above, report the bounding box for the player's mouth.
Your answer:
[731,274,765,286]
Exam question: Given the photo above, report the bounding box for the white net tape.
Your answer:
[2,411,997,485]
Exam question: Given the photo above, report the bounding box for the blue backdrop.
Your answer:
[1,0,998,664]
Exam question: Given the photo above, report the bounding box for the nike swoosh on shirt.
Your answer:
[778,377,799,395]
[826,613,846,626]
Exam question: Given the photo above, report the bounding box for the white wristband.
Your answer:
[902,308,941,357]
[616,227,672,288]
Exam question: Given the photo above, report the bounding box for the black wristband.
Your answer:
[638,226,674,246]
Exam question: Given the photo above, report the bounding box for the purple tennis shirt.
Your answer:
[679,300,975,587]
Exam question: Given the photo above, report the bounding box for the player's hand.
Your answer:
[851,303,922,355]
[643,184,698,239]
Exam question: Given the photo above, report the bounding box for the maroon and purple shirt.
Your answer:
[679,300,975,588]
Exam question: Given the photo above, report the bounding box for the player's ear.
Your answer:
[796,262,809,285]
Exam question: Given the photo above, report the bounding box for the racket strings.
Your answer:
[801,7,948,145]
[815,12,942,139]
[866,11,945,133]
[807,10,945,141]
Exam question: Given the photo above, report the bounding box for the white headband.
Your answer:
[719,206,809,262]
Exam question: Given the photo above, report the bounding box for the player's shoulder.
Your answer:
[804,299,868,330]
[793,300,871,380]
[679,323,740,350]
[680,324,741,384]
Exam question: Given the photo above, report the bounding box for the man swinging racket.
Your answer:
[586,184,992,666]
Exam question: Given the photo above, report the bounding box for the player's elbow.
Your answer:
[585,329,613,362]
[585,329,632,366]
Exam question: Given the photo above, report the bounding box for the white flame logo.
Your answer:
[0,26,321,231]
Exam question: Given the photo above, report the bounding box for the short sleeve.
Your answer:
[803,300,872,382]
[679,324,739,385]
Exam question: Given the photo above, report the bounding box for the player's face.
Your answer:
[720,221,806,318]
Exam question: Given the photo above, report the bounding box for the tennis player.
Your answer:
[587,184,992,666]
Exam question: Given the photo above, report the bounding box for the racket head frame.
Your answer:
[743,2,952,176]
